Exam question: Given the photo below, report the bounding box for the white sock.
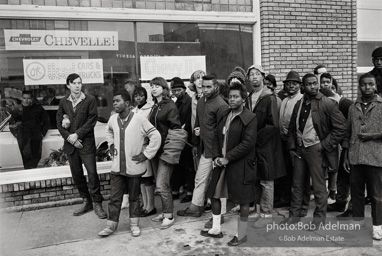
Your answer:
[208,214,221,235]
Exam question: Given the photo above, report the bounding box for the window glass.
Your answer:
[357,41,382,67]
[0,19,135,171]
[136,22,253,80]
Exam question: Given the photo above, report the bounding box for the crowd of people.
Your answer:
[14,46,382,246]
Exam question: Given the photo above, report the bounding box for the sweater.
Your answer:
[106,112,161,176]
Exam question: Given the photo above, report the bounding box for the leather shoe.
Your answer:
[280,216,301,225]
[73,198,93,216]
[204,216,225,228]
[177,207,202,217]
[180,195,192,203]
[94,202,107,219]
[227,235,247,246]
[144,208,157,217]
[200,230,223,238]
[327,202,346,212]
[336,209,352,220]
[365,196,371,205]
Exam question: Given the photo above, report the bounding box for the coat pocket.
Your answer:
[244,158,257,184]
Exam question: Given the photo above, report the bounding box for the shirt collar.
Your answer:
[67,92,86,102]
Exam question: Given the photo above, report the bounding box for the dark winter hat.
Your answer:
[170,77,186,89]
[372,47,382,58]
[227,66,246,84]
[283,71,302,84]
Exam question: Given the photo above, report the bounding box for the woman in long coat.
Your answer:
[201,82,257,246]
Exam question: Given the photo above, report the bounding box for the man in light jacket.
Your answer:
[98,90,161,238]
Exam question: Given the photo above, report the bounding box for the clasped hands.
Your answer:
[214,157,229,167]
[67,133,83,149]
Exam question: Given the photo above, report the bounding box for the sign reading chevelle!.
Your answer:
[4,29,118,51]
[23,59,104,85]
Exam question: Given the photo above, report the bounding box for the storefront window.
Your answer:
[0,19,253,171]
[0,19,135,171]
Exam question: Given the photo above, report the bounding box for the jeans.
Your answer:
[67,149,103,202]
[108,174,141,222]
[290,143,327,218]
[351,165,382,225]
[255,180,274,214]
[152,156,174,215]
[17,137,42,169]
[328,172,338,191]
[191,154,213,207]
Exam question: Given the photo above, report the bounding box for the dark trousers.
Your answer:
[336,150,352,210]
[108,173,141,222]
[171,147,195,193]
[274,139,293,203]
[351,165,382,225]
[17,137,42,169]
[290,143,327,218]
[67,149,102,202]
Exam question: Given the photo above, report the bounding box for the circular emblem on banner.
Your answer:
[26,62,46,81]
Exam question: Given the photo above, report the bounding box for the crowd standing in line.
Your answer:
[14,46,382,245]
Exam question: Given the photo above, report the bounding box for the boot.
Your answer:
[130,217,141,237]
[94,202,107,219]
[73,198,93,216]
[327,202,346,212]
[98,220,118,237]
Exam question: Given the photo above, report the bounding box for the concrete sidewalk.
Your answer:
[1,196,381,256]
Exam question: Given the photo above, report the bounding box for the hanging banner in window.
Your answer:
[140,56,206,80]
[4,30,118,51]
[23,59,104,85]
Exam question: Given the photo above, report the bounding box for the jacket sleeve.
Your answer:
[321,99,347,152]
[105,117,114,147]
[286,102,299,151]
[56,100,71,140]
[226,116,257,162]
[166,104,182,130]
[257,95,280,146]
[75,97,98,139]
[141,119,161,160]
[341,105,353,149]
[40,105,50,137]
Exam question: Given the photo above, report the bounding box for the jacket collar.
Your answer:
[355,94,382,104]
[303,92,324,101]
[219,107,255,126]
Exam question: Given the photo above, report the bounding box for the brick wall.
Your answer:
[260,0,358,99]
[5,0,253,12]
[0,173,111,212]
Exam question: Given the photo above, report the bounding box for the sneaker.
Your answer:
[327,197,336,205]
[131,226,141,237]
[253,213,273,229]
[160,218,175,229]
[248,212,261,221]
[152,214,164,222]
[372,225,382,240]
[229,205,240,213]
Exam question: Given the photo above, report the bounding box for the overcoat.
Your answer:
[207,107,257,204]
[246,89,286,180]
